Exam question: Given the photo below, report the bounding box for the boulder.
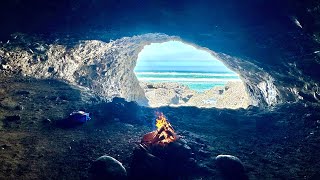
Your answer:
[215,155,248,180]
[90,155,127,180]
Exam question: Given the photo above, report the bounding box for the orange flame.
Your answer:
[141,112,178,146]
[154,112,177,144]
[156,112,170,129]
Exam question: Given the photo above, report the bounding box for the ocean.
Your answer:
[135,71,241,92]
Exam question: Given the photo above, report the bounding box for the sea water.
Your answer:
[135,71,241,92]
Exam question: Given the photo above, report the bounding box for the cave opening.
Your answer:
[134,40,251,109]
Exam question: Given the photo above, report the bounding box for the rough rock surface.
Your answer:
[139,81,195,107]
[2,28,319,108]
[140,81,250,109]
[0,32,316,108]
[0,33,178,105]
[187,81,250,109]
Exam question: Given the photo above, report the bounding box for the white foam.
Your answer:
[135,72,239,77]
[138,77,241,82]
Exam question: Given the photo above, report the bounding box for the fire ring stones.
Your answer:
[90,155,127,180]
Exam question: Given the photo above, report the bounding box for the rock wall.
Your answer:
[1,32,317,108]
[214,53,282,107]
[0,34,177,105]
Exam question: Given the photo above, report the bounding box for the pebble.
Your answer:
[15,105,24,110]
[43,118,52,123]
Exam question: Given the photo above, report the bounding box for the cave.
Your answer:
[134,40,250,108]
[0,0,320,179]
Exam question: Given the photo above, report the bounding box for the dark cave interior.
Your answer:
[0,0,320,179]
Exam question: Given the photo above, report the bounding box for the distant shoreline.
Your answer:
[135,71,240,92]
[134,70,238,74]
[139,81,250,109]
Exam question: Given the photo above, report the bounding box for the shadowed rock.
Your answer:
[215,155,248,180]
[90,155,127,180]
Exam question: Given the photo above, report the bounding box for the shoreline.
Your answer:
[139,81,250,109]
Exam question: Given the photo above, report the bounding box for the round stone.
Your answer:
[215,154,248,180]
[90,155,127,180]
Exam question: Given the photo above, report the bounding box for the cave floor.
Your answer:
[0,74,320,179]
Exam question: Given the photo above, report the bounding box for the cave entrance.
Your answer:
[134,40,250,109]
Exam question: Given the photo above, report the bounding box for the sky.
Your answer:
[134,41,234,72]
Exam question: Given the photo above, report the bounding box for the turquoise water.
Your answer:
[135,71,240,92]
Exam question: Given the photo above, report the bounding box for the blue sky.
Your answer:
[134,41,233,72]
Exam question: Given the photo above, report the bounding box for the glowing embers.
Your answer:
[141,112,178,147]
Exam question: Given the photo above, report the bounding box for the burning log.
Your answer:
[141,113,178,147]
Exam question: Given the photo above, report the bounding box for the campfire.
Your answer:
[141,112,178,147]
[132,113,202,179]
